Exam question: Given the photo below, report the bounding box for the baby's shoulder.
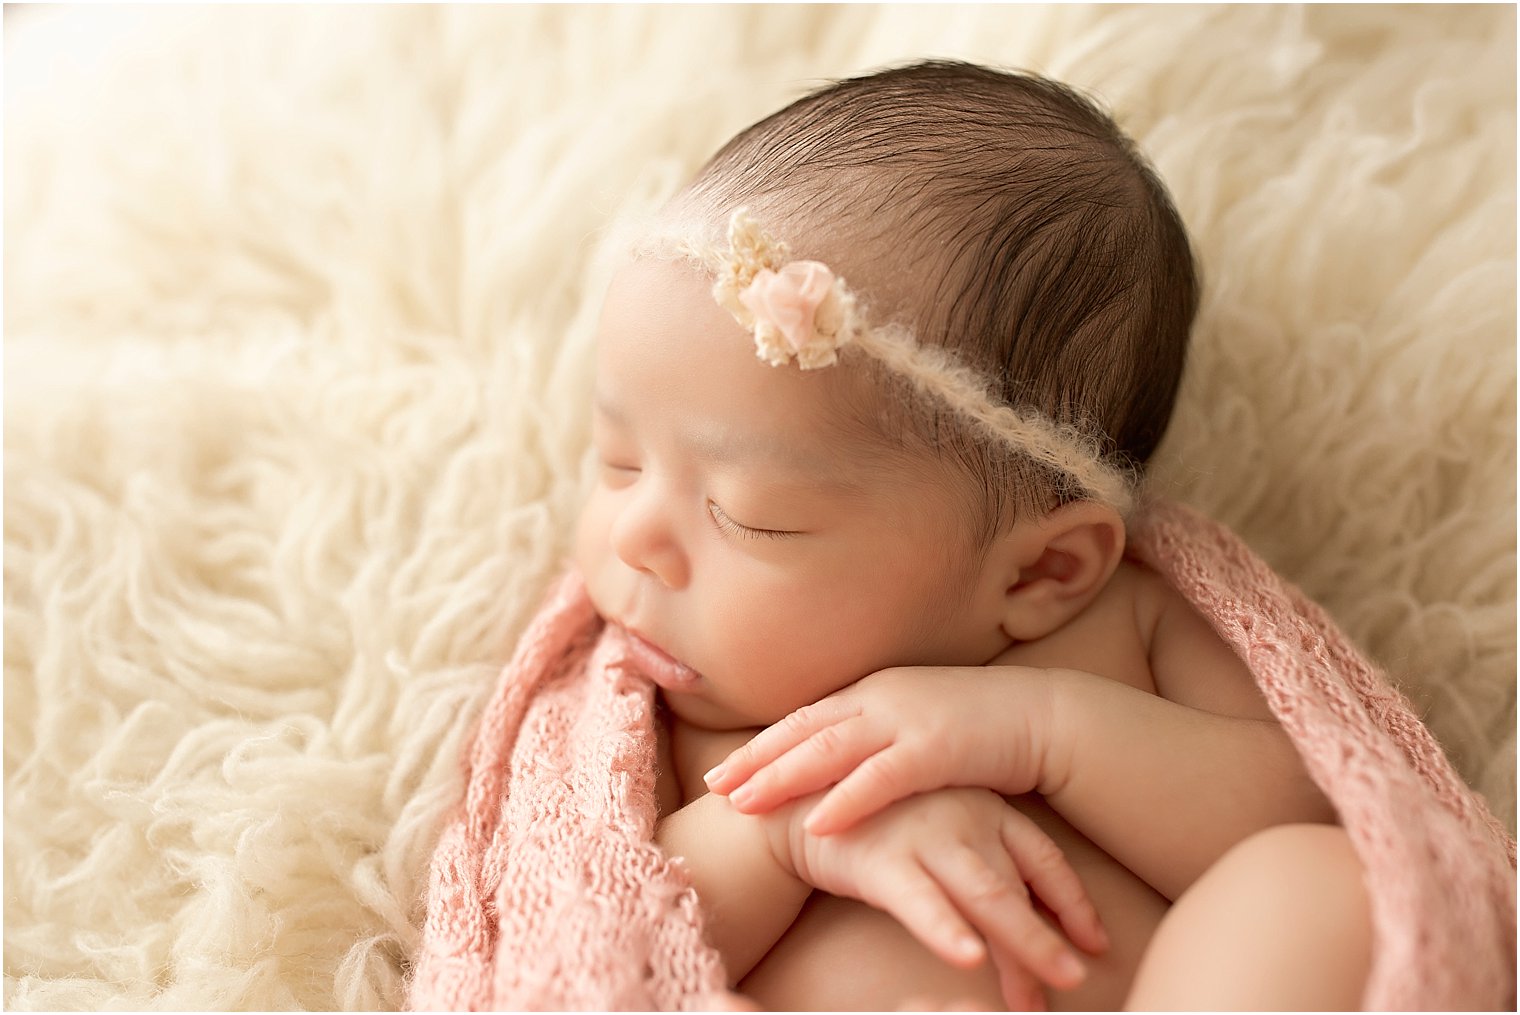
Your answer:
[1107,556,1184,651]
[997,557,1224,699]
[1114,557,1275,719]
[1016,559,1270,717]
[996,558,1167,693]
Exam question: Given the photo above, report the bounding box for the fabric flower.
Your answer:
[737,261,849,369]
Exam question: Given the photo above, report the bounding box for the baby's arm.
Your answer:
[775,786,1107,1005]
[658,784,1104,998]
[1041,590,1336,898]
[656,791,811,981]
[710,600,1332,900]
[1034,665,1333,899]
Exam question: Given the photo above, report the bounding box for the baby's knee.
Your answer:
[1219,823,1372,934]
[1226,823,1364,880]
[1127,824,1374,1010]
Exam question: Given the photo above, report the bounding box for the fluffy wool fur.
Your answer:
[4,5,1514,1010]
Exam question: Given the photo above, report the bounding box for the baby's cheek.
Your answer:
[721,625,869,720]
[571,493,610,578]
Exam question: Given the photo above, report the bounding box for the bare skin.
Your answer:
[736,794,1167,1012]
[659,562,1167,1011]
[586,257,1372,1009]
[663,560,1372,1010]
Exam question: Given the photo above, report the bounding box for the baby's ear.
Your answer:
[993,501,1126,642]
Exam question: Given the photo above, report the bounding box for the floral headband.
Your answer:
[633,207,1137,516]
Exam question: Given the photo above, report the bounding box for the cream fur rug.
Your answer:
[5,5,1514,1009]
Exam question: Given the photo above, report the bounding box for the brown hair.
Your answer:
[677,59,1197,541]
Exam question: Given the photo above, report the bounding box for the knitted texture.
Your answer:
[1129,501,1517,1011]
[407,500,1516,1010]
[406,573,729,1010]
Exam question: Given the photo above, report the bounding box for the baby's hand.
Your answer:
[769,787,1106,1008]
[708,665,1058,835]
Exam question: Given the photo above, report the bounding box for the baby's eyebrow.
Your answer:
[684,423,853,487]
[594,391,868,494]
[593,391,628,426]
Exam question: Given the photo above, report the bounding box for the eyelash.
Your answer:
[598,458,798,541]
[708,501,798,541]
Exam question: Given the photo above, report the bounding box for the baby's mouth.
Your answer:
[616,625,704,692]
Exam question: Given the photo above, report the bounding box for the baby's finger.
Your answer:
[704,697,860,794]
[988,948,1046,1012]
[727,715,889,814]
[804,746,929,835]
[922,843,1085,992]
[868,861,989,970]
[1000,812,1108,957]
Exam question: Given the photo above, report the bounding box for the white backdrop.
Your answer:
[5,5,1514,1009]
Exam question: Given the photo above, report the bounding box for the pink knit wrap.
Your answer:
[407,500,1517,1011]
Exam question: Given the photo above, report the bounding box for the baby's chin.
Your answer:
[657,686,770,734]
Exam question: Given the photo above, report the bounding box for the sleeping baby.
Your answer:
[572,59,1374,1010]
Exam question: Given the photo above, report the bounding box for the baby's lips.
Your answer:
[617,625,703,692]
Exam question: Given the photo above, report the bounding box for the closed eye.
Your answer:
[708,501,800,541]
[597,460,640,486]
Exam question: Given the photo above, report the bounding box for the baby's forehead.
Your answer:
[600,189,1144,521]
[594,256,943,481]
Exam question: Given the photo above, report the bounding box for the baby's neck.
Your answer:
[655,698,756,810]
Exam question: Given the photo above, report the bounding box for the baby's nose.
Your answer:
[608,484,690,590]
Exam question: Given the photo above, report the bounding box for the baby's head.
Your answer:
[576,60,1197,730]
[672,59,1197,542]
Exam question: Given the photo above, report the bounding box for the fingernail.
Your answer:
[728,784,754,809]
[702,763,727,788]
[956,935,984,962]
[1055,952,1085,984]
